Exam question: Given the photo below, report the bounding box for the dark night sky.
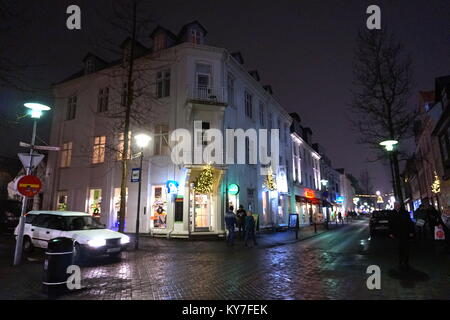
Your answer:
[2,0,450,193]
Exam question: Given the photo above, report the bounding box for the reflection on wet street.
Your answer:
[55,220,449,300]
[1,220,449,300]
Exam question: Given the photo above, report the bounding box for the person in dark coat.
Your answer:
[244,211,257,247]
[426,205,441,240]
[224,206,236,246]
[389,203,415,271]
[236,205,246,238]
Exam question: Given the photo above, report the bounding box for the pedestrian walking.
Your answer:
[225,206,236,246]
[236,205,246,238]
[338,211,343,224]
[389,203,415,271]
[413,204,427,240]
[244,211,257,247]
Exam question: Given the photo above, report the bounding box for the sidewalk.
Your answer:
[134,220,353,251]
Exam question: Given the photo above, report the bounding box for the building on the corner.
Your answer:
[42,21,293,237]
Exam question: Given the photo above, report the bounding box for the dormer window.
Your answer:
[190,29,201,44]
[154,33,165,51]
[123,46,131,64]
[85,59,95,74]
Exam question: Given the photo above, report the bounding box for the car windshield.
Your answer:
[64,216,105,231]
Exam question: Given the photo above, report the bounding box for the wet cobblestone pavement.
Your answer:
[1,220,449,300]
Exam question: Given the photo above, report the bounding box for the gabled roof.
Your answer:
[178,20,208,37]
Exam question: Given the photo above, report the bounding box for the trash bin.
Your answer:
[42,237,74,297]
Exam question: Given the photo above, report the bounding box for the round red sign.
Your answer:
[17,175,42,197]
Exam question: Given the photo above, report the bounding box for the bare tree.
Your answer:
[86,0,167,232]
[350,29,415,204]
[359,169,374,195]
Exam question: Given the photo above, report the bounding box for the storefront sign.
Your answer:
[166,180,179,194]
[228,183,240,195]
[305,189,315,199]
[336,196,344,203]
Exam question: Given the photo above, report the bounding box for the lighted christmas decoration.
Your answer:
[263,166,277,191]
[194,164,215,194]
[431,171,441,194]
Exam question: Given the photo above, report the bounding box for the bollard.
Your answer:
[42,237,74,298]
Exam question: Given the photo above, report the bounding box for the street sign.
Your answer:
[19,141,60,151]
[18,153,45,170]
[131,168,141,182]
[17,175,42,197]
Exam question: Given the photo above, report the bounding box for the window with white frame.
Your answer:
[92,136,106,164]
[190,29,201,44]
[227,73,235,107]
[66,96,77,120]
[97,87,109,112]
[156,70,170,98]
[245,91,253,118]
[121,81,133,106]
[154,124,170,155]
[60,142,72,168]
[259,103,265,127]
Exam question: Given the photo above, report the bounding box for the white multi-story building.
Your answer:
[43,21,292,237]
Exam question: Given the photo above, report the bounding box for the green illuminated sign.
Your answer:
[228,184,240,195]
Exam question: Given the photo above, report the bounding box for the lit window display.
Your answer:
[88,188,102,217]
[152,186,167,229]
[56,191,68,211]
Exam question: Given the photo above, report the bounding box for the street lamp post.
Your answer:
[321,179,329,230]
[13,102,51,266]
[379,140,401,204]
[133,134,151,250]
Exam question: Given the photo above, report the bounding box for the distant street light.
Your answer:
[380,139,400,203]
[133,133,151,250]
[376,190,381,196]
[14,102,51,266]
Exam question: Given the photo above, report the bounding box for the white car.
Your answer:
[14,211,130,261]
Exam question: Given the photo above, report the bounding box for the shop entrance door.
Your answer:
[194,194,210,231]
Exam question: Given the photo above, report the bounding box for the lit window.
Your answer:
[92,136,106,164]
[60,142,72,168]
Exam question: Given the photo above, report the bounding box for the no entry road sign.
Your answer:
[17,175,42,197]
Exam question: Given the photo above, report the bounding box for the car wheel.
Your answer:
[73,243,85,264]
[22,236,34,253]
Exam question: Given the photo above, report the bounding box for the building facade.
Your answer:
[43,21,293,237]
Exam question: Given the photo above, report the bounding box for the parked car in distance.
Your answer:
[14,210,130,262]
[369,210,392,236]
[0,199,22,233]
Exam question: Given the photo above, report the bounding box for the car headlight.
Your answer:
[120,235,130,245]
[88,238,106,248]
